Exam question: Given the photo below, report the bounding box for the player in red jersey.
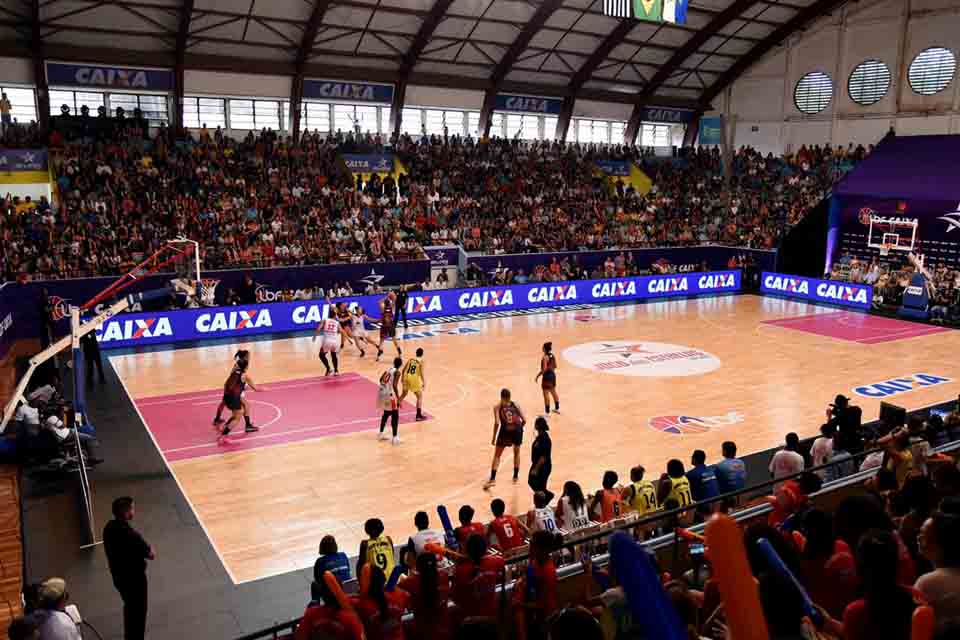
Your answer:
[483,388,526,490]
[213,349,249,426]
[455,505,486,549]
[533,341,559,415]
[217,358,260,444]
[375,291,402,362]
[486,498,527,551]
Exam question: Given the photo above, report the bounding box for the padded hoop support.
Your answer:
[81,242,195,312]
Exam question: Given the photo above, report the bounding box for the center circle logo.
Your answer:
[562,340,721,377]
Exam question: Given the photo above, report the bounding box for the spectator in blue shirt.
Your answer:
[313,535,351,586]
[687,450,720,519]
[715,441,747,495]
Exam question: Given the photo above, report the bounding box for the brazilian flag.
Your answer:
[633,0,663,21]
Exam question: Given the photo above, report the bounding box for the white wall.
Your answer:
[0,57,33,85]
[724,0,960,154]
[572,99,632,122]
[184,70,291,99]
[406,85,483,110]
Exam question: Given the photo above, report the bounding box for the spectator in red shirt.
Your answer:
[487,498,527,551]
[452,534,505,619]
[455,505,485,549]
[514,531,562,639]
[295,575,366,640]
[398,553,452,640]
[795,509,857,619]
[820,530,920,640]
[352,566,408,640]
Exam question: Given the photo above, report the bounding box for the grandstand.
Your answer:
[2,0,960,639]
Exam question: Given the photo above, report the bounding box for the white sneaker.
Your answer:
[378,432,389,441]
[392,435,401,445]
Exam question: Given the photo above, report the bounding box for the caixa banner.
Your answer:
[93,270,740,349]
[760,272,872,309]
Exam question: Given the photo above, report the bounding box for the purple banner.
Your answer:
[0,149,48,172]
[835,135,960,201]
[423,246,460,268]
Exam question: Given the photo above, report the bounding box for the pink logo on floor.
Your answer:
[134,373,428,462]
[762,311,951,344]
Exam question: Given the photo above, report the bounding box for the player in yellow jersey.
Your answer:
[658,459,694,509]
[356,517,396,579]
[399,347,426,422]
[623,465,659,516]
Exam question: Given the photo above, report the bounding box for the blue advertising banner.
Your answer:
[46,62,174,91]
[0,291,16,361]
[760,272,873,309]
[641,107,694,124]
[699,117,721,146]
[342,154,394,173]
[594,160,631,177]
[494,94,563,115]
[303,80,394,103]
[0,149,48,172]
[91,270,741,349]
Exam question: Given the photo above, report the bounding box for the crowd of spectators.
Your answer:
[283,393,960,640]
[1,118,864,283]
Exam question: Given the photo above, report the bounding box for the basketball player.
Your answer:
[356,518,396,579]
[657,459,694,510]
[335,301,361,355]
[217,358,260,444]
[314,307,343,376]
[487,498,527,551]
[483,388,526,490]
[526,491,558,534]
[213,349,249,425]
[589,470,624,523]
[377,357,402,445]
[623,465,659,516]
[351,306,377,355]
[534,341,559,415]
[399,348,426,421]
[375,291,402,362]
[455,505,486,549]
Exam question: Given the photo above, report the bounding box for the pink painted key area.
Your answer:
[762,310,951,344]
[135,373,427,462]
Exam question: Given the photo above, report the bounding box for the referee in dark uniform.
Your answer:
[528,417,553,501]
[103,497,154,640]
[395,285,410,330]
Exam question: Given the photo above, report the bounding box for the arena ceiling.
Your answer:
[0,0,849,113]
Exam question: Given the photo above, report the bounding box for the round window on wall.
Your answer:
[794,71,833,114]
[848,59,891,106]
[908,46,957,96]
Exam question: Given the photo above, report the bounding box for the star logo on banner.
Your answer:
[0,156,7,166]
[23,153,34,164]
[359,269,384,286]
[938,203,960,233]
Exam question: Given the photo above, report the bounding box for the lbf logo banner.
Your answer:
[760,272,873,309]
[494,94,563,115]
[46,62,174,91]
[303,80,395,103]
[0,149,47,172]
[342,154,394,173]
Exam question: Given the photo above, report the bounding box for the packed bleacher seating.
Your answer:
[1,122,865,283]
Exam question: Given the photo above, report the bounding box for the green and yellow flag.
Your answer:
[633,0,663,21]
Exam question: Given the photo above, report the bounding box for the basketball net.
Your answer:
[879,243,891,257]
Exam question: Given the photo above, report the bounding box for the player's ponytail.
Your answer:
[543,341,552,354]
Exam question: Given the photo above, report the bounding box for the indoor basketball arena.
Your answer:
[1,0,960,638]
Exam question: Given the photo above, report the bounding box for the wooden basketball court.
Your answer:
[109,294,958,584]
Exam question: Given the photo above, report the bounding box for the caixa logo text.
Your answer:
[458,289,513,309]
[698,273,736,289]
[527,285,577,303]
[648,276,688,293]
[407,295,442,313]
[763,275,809,294]
[196,309,272,332]
[592,280,636,299]
[97,317,173,342]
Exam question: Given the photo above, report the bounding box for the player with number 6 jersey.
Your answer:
[487,498,526,551]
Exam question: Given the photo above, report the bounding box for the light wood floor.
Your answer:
[110,295,959,584]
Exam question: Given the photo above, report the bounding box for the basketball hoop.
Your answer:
[880,243,892,257]
[200,279,220,306]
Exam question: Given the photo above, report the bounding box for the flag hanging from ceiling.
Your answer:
[633,0,663,22]
[662,0,689,24]
[604,0,632,18]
